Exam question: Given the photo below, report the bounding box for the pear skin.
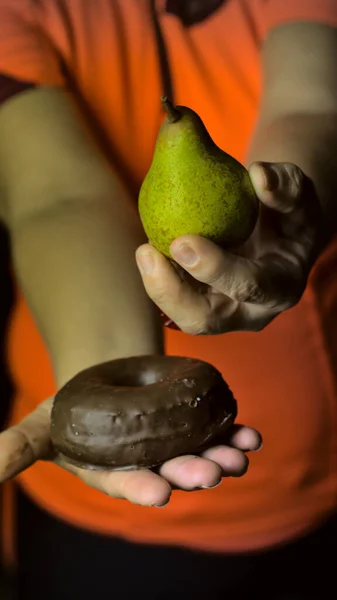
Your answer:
[139,98,259,258]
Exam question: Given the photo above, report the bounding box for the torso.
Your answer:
[7,0,337,552]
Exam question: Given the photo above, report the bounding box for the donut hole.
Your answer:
[110,369,162,388]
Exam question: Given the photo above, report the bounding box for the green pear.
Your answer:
[139,97,259,258]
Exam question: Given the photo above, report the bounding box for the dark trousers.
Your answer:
[16,488,335,599]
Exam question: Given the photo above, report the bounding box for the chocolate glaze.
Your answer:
[50,356,237,470]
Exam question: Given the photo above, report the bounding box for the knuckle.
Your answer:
[180,312,221,336]
[287,163,304,199]
[233,278,264,304]
[149,286,170,306]
[100,474,122,499]
[181,319,210,336]
[197,315,226,336]
[80,470,113,498]
[206,315,229,335]
[203,263,227,287]
[79,470,95,487]
[14,426,37,462]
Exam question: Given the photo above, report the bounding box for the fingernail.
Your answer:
[172,244,199,267]
[153,501,170,508]
[201,479,222,490]
[137,251,154,275]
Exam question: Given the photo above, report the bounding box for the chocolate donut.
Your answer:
[50,355,237,470]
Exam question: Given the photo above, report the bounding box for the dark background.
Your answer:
[0,223,14,595]
[0,225,13,432]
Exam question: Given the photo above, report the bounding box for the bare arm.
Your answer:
[0,87,163,387]
[0,86,262,500]
[247,21,337,237]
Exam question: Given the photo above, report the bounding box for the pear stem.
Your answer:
[161,96,181,123]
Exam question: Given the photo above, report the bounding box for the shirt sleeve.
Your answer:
[250,0,337,42]
[0,0,65,86]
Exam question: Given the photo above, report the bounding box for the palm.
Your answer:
[0,396,261,506]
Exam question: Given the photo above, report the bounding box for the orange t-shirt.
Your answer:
[1,0,337,553]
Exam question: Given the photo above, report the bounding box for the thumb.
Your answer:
[0,398,54,482]
[249,161,304,213]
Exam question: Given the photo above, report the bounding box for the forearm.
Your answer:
[247,112,337,241]
[9,190,163,388]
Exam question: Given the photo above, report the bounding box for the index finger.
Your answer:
[170,235,302,310]
[0,397,172,507]
[0,399,54,482]
[58,456,172,507]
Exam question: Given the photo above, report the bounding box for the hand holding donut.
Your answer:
[0,395,261,507]
[136,162,323,334]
